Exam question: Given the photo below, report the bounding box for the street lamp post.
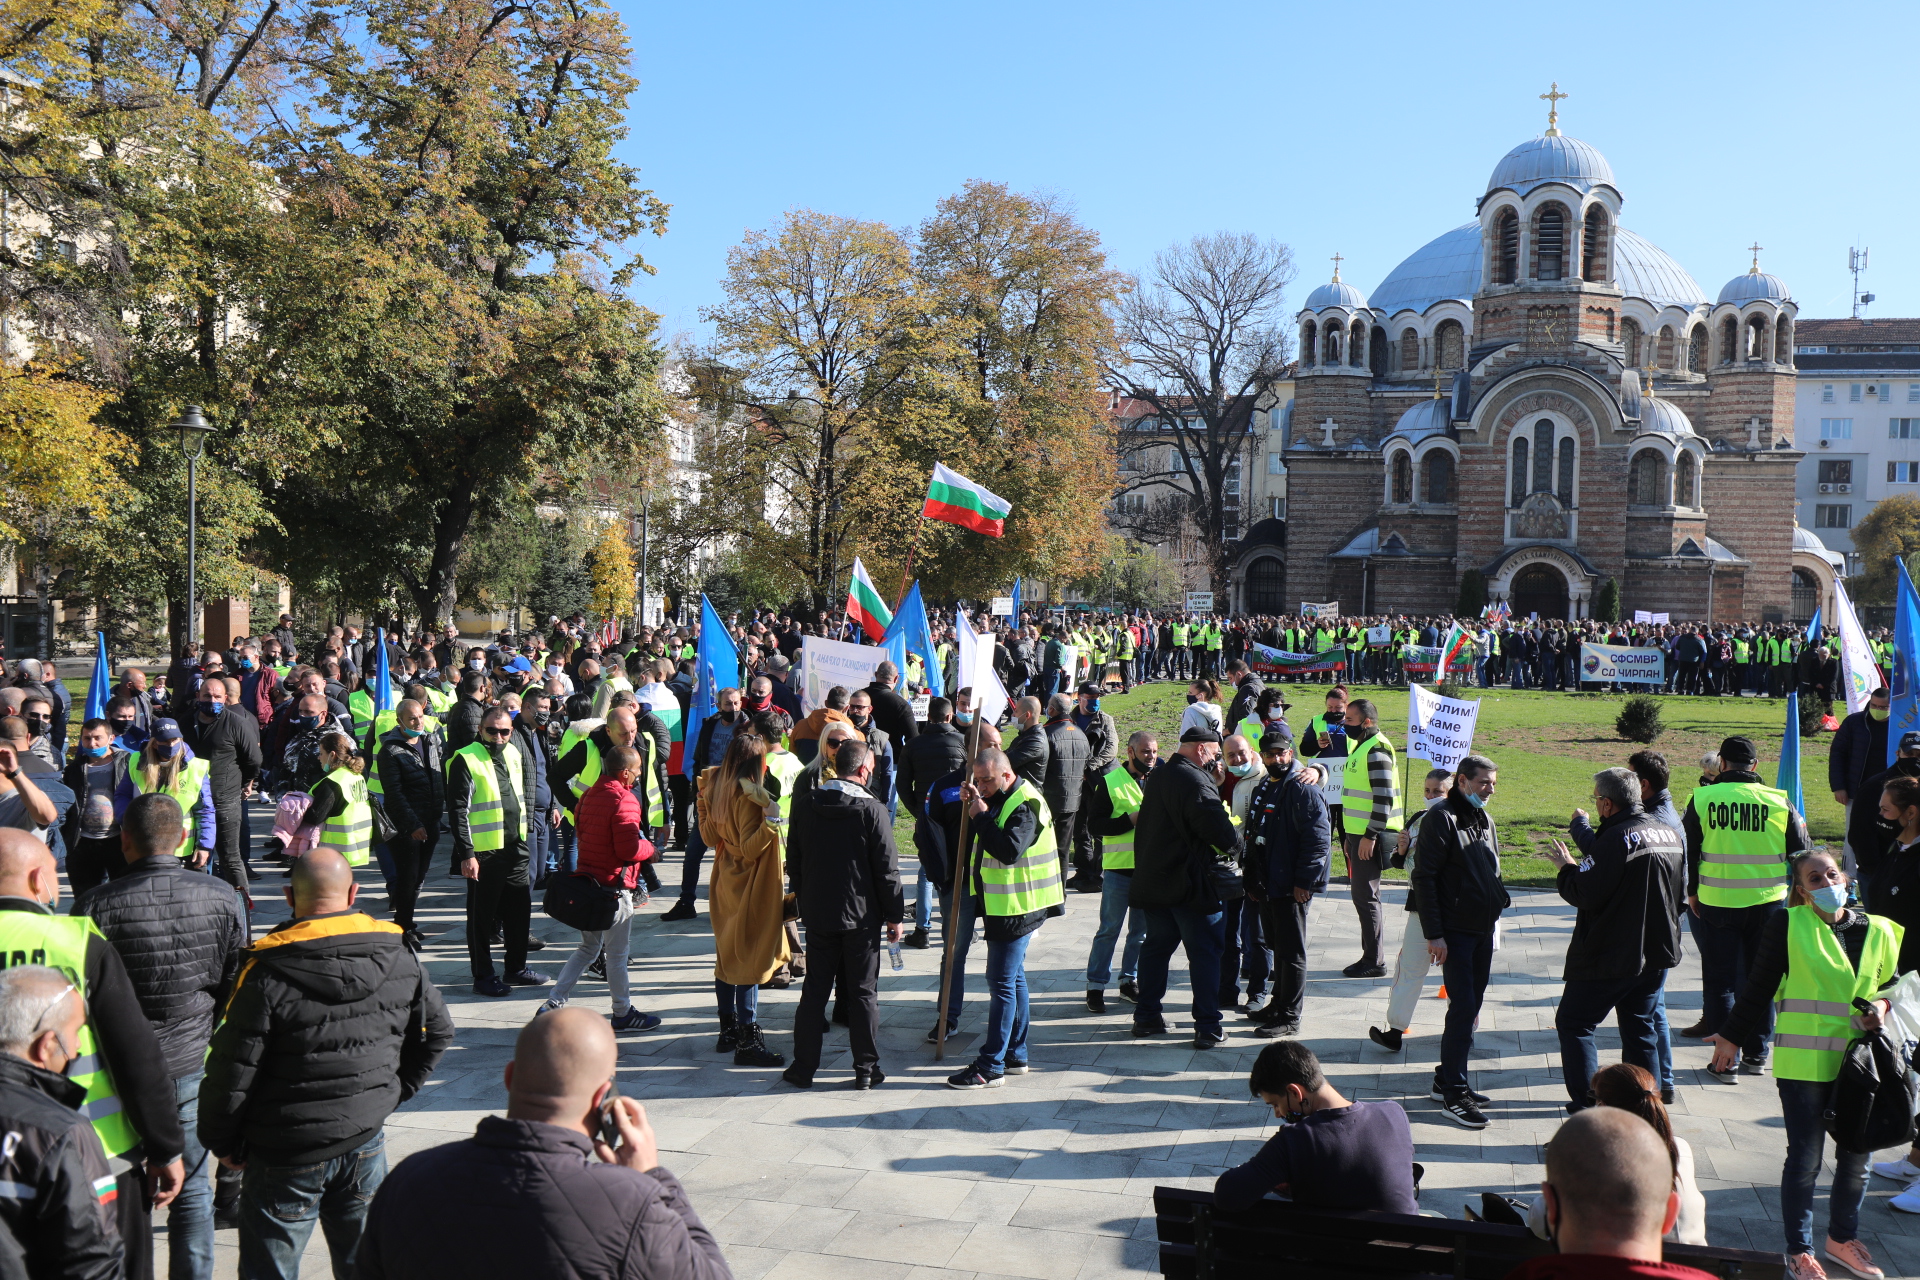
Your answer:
[173,406,214,651]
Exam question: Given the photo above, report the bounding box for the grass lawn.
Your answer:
[1072,677,1840,890]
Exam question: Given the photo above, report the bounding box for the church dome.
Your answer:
[1368,224,1705,316]
[1638,397,1695,438]
[1387,398,1451,441]
[1792,524,1826,553]
[1487,134,1617,197]
[1717,269,1791,306]
[1305,277,1367,310]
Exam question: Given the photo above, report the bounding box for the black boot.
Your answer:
[716,1011,738,1054]
[733,1024,784,1068]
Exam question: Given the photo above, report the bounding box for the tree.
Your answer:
[1455,568,1487,617]
[1106,233,1295,597]
[1072,540,1183,609]
[527,518,591,626]
[588,519,635,620]
[1595,576,1620,622]
[1852,493,1920,604]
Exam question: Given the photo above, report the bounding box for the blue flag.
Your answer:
[1009,577,1021,627]
[1891,569,1920,767]
[682,595,741,779]
[882,581,943,699]
[84,632,110,722]
[1777,607,1820,814]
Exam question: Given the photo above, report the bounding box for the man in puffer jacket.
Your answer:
[200,849,453,1280]
[73,792,246,1280]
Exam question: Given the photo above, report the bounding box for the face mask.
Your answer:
[954,713,973,725]
[1186,694,1198,705]
[1265,760,1290,778]
[508,708,520,719]
[239,659,254,671]
[716,710,738,724]
[199,701,224,716]
[1228,760,1258,778]
[546,666,561,678]
[1810,884,1848,914]
[84,744,110,758]
[469,660,485,671]
[1463,791,1486,810]
[1872,706,1890,721]
[111,721,134,737]
[292,714,318,730]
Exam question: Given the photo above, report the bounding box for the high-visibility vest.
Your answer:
[1235,716,1265,744]
[1691,780,1791,907]
[317,765,373,866]
[348,690,375,740]
[1100,765,1143,871]
[1733,639,1750,663]
[364,710,398,798]
[1205,624,1223,651]
[1772,905,1903,1082]
[1172,624,1190,646]
[130,756,210,852]
[424,685,455,715]
[0,913,140,1157]
[1117,630,1136,659]
[1341,731,1402,836]
[1307,714,1351,761]
[767,749,803,826]
[635,735,665,829]
[269,662,293,679]
[452,741,527,851]
[979,780,1064,915]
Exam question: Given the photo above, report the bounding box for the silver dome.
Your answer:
[1305,278,1368,310]
[1717,270,1791,306]
[1638,397,1695,438]
[1487,134,1617,196]
[1368,224,1706,317]
[1387,398,1451,441]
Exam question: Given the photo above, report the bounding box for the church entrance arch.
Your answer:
[1511,563,1571,622]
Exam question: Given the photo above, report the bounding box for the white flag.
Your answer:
[955,608,1010,730]
[1833,580,1885,715]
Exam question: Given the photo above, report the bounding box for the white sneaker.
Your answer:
[1889,1185,1920,1214]
[1872,1156,1920,1183]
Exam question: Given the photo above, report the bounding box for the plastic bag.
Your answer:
[1881,970,1920,1116]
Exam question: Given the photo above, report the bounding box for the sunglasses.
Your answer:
[482,727,512,738]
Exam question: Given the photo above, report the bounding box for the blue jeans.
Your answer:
[238,1131,387,1280]
[675,823,708,905]
[1135,905,1226,1038]
[1695,899,1783,1059]
[1554,967,1665,1105]
[1779,1076,1870,1254]
[1085,870,1146,987]
[171,1071,214,1280]
[914,863,933,931]
[1437,930,1494,1091]
[1653,988,1675,1091]
[974,933,1032,1076]
[716,979,759,1024]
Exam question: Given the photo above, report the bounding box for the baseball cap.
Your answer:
[1076,682,1102,697]
[1260,726,1295,751]
[152,718,183,744]
[1900,731,1920,754]
[1717,735,1757,767]
[1179,725,1221,744]
[503,656,533,674]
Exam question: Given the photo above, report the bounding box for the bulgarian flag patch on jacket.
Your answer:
[93,1174,117,1204]
[922,462,1011,538]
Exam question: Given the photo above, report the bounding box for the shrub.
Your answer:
[1455,569,1487,617]
[1615,694,1665,743]
[1800,694,1832,737]
[1594,577,1620,623]
[1437,680,1471,701]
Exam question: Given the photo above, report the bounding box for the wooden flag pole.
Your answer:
[895,519,927,614]
[934,700,986,1061]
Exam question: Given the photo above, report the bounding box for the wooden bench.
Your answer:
[1152,1186,1784,1280]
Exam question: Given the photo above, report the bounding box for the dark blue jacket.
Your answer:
[1830,708,1890,803]
[1243,763,1331,896]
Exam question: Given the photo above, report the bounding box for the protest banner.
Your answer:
[799,633,907,712]
[1300,601,1340,620]
[1246,641,1345,676]
[1578,642,1666,685]
[1185,592,1214,612]
[1406,683,1481,772]
[989,597,1013,616]
[1400,644,1475,677]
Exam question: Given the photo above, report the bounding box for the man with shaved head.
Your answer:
[356,1006,728,1280]
[201,848,453,1279]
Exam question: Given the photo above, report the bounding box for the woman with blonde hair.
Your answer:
[292,730,374,869]
[119,718,216,872]
[699,728,790,1069]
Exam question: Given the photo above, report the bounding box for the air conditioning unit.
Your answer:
[1819,483,1833,492]
[1820,440,1832,449]
[1837,483,1852,493]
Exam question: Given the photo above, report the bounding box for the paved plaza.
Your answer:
[192,834,1920,1279]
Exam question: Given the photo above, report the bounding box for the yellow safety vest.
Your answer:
[1117,630,1136,659]
[979,780,1064,916]
[1172,624,1190,646]
[317,765,373,866]
[1100,765,1143,871]
[1341,731,1402,836]
[1772,906,1903,1082]
[453,741,527,851]
[1692,780,1790,908]
[364,710,398,798]
[130,756,210,852]
[424,685,455,715]
[0,913,140,1157]
[347,690,375,741]
[1205,624,1223,652]
[768,749,803,827]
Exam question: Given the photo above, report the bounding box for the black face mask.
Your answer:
[715,710,738,724]
[110,720,135,736]
[1185,694,1197,705]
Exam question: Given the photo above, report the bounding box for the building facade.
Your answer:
[1281,118,1826,624]
[1790,317,1920,572]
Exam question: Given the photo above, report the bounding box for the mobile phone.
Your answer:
[597,1081,623,1150]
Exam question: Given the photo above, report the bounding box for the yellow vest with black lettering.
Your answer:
[0,913,140,1157]
[129,756,210,852]
[1100,765,1144,871]
[1341,731,1402,836]
[979,780,1064,915]
[454,740,527,851]
[767,749,804,827]
[1172,624,1190,646]
[1772,905,1903,1082]
[1692,780,1790,907]
[318,765,373,866]
[1117,629,1136,660]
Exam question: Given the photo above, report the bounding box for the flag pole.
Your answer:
[934,708,984,1062]
[896,518,926,613]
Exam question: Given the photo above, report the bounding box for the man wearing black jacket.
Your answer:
[202,849,453,1280]
[784,740,904,1090]
[376,700,445,950]
[0,828,186,1278]
[1847,730,1920,893]
[864,661,919,745]
[182,678,260,895]
[1545,767,1685,1112]
[900,700,967,949]
[1243,727,1331,1039]
[442,670,492,755]
[1129,726,1242,1050]
[74,794,247,1280]
[1005,697,1048,789]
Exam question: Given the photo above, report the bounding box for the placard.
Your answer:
[1300,601,1340,620]
[990,597,1013,616]
[1406,683,1482,772]
[1579,642,1666,685]
[799,634,906,711]
[910,693,931,721]
[1185,592,1214,613]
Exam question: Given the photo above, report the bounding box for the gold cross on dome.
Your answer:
[1330,252,1343,282]
[1541,82,1568,135]
[1749,242,1765,272]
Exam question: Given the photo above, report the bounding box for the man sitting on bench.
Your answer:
[1510,1107,1715,1280]
[1215,1041,1416,1214]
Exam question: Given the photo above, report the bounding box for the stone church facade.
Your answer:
[1282,117,1803,623]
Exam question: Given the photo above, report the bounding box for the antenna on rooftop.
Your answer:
[1850,247,1873,320]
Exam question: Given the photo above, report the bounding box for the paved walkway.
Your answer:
[186,834,1920,1279]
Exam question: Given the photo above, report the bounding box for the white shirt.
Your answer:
[1180,701,1224,739]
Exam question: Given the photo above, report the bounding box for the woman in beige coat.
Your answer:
[698,729,791,1068]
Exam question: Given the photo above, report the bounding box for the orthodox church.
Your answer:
[1281,93,1820,623]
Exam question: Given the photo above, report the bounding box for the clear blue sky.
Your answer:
[611,0,1919,345]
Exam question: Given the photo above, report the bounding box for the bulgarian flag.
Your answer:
[1438,624,1474,672]
[846,557,893,642]
[923,462,1011,538]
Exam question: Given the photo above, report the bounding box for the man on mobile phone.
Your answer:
[355,1007,729,1280]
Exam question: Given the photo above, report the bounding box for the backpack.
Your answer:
[1824,1009,1918,1155]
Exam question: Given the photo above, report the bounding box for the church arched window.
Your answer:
[1350,320,1367,368]
[1301,320,1317,366]
[1655,326,1675,369]
[1621,318,1642,367]
[1510,435,1528,506]
[1400,328,1419,371]
[1747,315,1769,361]
[1423,450,1454,504]
[1629,451,1668,507]
[1534,205,1567,281]
[1371,326,1388,378]
[1435,320,1464,371]
[1532,419,1555,493]
[1687,325,1707,374]
[1495,209,1519,285]
[1675,451,1697,507]
[1582,206,1609,281]
[1324,326,1341,365]
[1391,452,1413,504]
[1776,316,1793,364]
[1719,316,1737,365]
[1556,435,1575,505]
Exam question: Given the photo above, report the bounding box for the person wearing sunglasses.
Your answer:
[448,708,546,997]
